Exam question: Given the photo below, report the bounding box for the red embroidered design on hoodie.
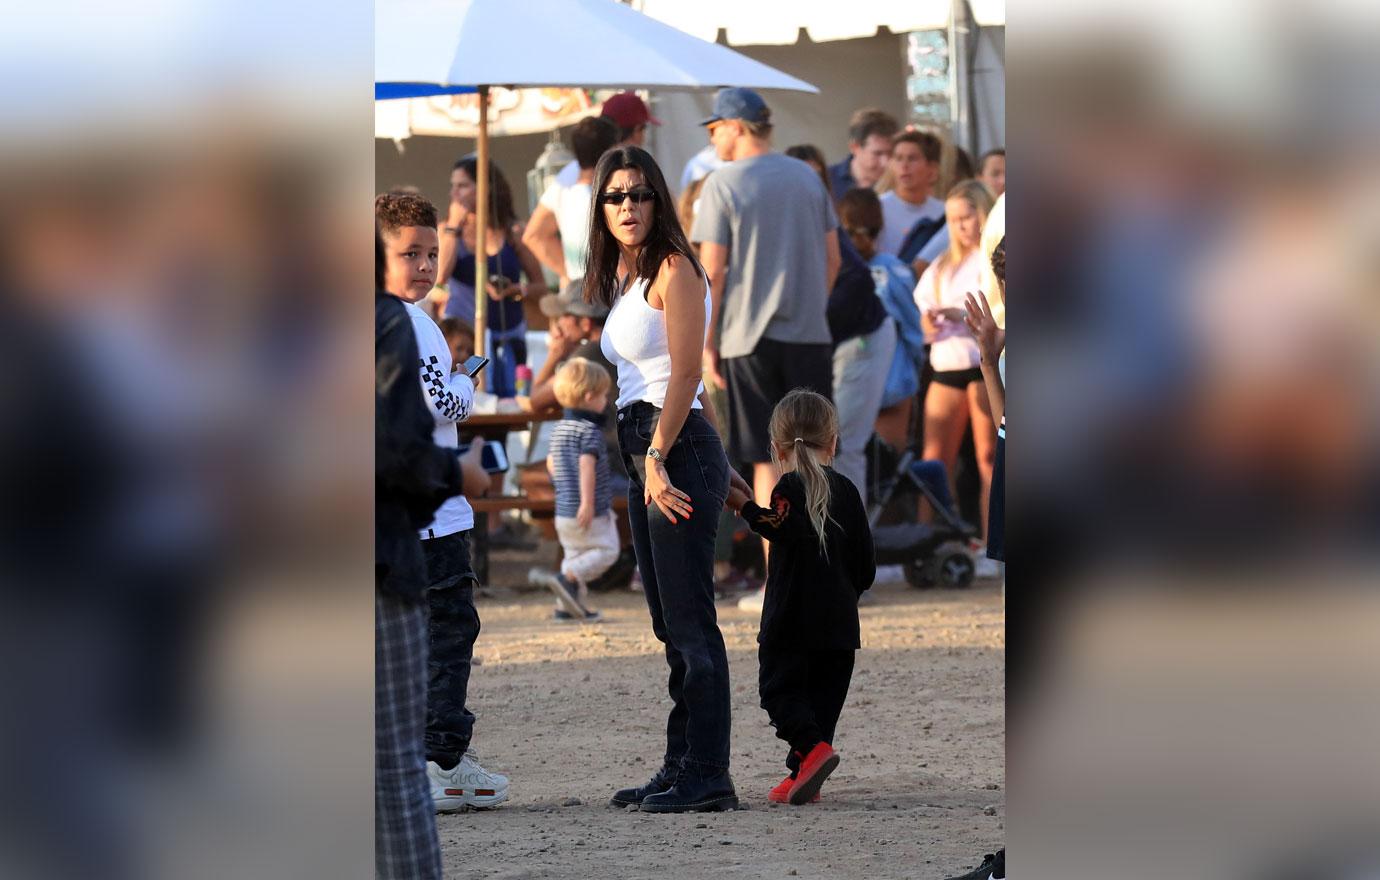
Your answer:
[753,491,790,530]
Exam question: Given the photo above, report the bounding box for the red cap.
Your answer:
[600,92,661,129]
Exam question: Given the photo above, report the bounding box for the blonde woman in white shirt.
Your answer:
[914,180,998,543]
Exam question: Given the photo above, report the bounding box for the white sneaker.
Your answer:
[737,585,765,612]
[874,564,905,584]
[527,567,588,618]
[974,554,1003,580]
[428,750,510,811]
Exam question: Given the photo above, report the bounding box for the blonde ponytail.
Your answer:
[768,390,841,558]
[793,438,837,558]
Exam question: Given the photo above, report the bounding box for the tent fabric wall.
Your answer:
[640,0,951,45]
[376,131,553,231]
[649,31,911,197]
[971,25,1006,155]
[638,0,1004,44]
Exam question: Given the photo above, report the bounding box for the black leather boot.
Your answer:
[639,765,737,813]
[609,763,678,808]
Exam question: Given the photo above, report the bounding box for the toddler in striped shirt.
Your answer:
[537,357,617,622]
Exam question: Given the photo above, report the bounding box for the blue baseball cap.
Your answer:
[700,88,771,126]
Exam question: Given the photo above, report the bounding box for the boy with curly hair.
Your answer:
[377,191,510,811]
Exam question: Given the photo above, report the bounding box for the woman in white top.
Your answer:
[586,146,748,814]
[914,179,999,543]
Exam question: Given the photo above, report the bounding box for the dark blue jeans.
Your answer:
[617,402,732,773]
[485,326,527,398]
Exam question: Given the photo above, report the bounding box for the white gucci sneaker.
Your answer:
[974,554,1003,580]
[428,749,510,811]
[736,585,766,612]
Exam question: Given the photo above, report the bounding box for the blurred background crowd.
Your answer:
[3,0,1379,878]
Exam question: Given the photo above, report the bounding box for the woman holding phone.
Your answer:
[438,156,546,397]
[913,180,998,569]
[587,146,745,814]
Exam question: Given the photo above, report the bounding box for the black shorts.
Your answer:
[931,365,984,390]
[722,338,833,464]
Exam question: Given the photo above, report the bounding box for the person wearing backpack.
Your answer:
[878,130,952,279]
[836,186,925,453]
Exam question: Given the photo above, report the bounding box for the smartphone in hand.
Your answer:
[457,439,509,474]
[461,355,489,378]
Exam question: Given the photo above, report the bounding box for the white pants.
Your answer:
[555,510,620,584]
[832,320,897,509]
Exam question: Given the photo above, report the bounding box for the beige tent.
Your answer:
[639,0,1004,44]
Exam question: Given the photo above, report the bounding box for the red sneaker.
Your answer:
[769,775,820,804]
[788,742,839,805]
[768,775,794,803]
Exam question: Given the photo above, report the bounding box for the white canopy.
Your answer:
[377,0,819,93]
[376,87,600,140]
[376,0,818,380]
[639,0,1005,46]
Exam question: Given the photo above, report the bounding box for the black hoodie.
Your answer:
[740,467,876,649]
[376,291,463,598]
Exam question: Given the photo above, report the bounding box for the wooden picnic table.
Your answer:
[458,407,561,584]
[460,407,561,435]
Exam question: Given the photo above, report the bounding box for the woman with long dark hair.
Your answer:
[589,146,747,813]
[437,156,545,397]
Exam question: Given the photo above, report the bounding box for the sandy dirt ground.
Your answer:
[438,539,1005,880]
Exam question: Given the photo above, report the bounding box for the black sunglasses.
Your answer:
[599,188,657,206]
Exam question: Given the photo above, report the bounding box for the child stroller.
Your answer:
[867,443,978,589]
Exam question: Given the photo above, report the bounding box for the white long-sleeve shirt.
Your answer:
[405,301,475,537]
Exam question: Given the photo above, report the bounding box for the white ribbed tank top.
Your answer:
[600,274,711,410]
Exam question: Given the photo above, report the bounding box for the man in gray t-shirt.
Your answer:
[695,155,838,360]
[690,88,841,540]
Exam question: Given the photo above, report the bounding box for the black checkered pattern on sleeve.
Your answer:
[419,355,470,422]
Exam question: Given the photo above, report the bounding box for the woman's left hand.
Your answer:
[645,457,693,524]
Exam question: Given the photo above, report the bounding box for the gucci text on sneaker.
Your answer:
[427,750,510,811]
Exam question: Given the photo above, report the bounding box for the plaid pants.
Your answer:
[376,589,442,880]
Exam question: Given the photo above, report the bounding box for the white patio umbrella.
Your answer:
[376,0,818,385]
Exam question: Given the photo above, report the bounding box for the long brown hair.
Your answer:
[768,390,840,558]
[454,156,517,239]
[583,146,703,309]
[784,143,831,200]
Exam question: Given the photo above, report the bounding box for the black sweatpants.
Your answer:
[758,645,856,775]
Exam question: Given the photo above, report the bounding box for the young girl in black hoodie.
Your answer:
[726,390,876,805]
